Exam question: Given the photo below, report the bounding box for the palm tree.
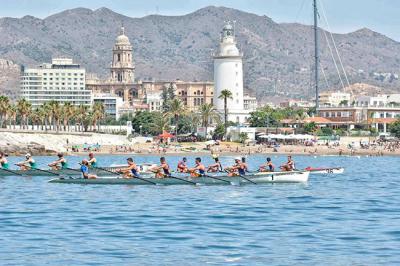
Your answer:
[92,102,105,132]
[150,112,171,135]
[218,89,233,138]
[75,105,88,132]
[16,99,32,129]
[7,104,17,130]
[62,103,76,131]
[36,105,47,130]
[0,96,10,128]
[167,98,185,138]
[48,100,62,131]
[198,103,220,139]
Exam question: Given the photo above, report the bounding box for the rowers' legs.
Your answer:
[88,174,97,179]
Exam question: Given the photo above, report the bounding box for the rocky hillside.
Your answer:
[1,6,400,102]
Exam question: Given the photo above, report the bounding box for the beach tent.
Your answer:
[158,131,174,139]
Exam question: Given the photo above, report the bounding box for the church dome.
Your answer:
[115,27,130,45]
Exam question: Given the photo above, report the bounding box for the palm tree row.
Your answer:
[0,96,105,132]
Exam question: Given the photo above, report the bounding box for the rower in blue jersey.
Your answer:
[225,157,246,177]
[189,157,206,177]
[118,157,140,178]
[80,159,97,179]
[149,157,171,178]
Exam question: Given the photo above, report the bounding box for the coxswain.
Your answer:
[150,157,171,178]
[259,157,275,172]
[188,157,206,177]
[48,153,68,170]
[177,157,188,173]
[16,153,37,170]
[88,152,97,168]
[0,152,9,169]
[80,159,97,179]
[207,157,223,173]
[280,155,295,171]
[118,158,140,178]
[225,157,246,177]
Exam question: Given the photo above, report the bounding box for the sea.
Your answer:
[0,154,399,265]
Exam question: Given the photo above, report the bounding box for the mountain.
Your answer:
[1,6,400,102]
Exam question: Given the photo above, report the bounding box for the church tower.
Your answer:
[110,27,135,84]
[213,21,246,124]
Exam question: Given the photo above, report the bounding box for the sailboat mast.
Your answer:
[313,0,319,108]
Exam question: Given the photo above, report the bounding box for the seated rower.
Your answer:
[259,157,275,172]
[241,157,249,172]
[280,155,295,171]
[16,153,37,171]
[225,157,246,177]
[207,157,223,173]
[88,152,97,168]
[188,157,206,177]
[149,157,171,178]
[118,158,140,178]
[0,152,9,169]
[177,157,188,173]
[48,153,68,170]
[80,159,97,179]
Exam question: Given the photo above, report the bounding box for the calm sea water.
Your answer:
[1,154,399,265]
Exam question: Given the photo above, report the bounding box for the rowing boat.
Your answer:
[48,171,310,185]
[305,167,344,174]
[0,164,157,177]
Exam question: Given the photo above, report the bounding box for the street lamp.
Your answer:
[139,125,142,136]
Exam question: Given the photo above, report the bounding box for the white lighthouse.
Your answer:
[213,21,248,124]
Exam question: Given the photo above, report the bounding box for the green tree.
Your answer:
[16,98,32,129]
[168,98,185,137]
[198,103,220,138]
[48,100,62,131]
[92,102,105,131]
[150,112,171,135]
[218,89,233,138]
[7,104,17,129]
[0,96,10,128]
[62,102,76,131]
[212,124,225,140]
[389,119,400,138]
[238,132,249,143]
[304,122,317,133]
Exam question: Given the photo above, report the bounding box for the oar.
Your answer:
[202,174,232,184]
[0,168,24,176]
[34,168,62,176]
[66,167,82,173]
[224,169,257,185]
[162,173,199,185]
[95,166,158,185]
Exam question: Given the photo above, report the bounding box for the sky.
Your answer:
[1,0,400,41]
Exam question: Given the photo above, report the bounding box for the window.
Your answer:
[118,54,121,62]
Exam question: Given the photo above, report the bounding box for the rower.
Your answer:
[88,152,97,168]
[207,157,223,173]
[188,157,206,177]
[16,153,37,171]
[80,159,97,179]
[177,157,188,173]
[241,157,249,172]
[48,153,68,170]
[280,155,295,171]
[150,157,171,178]
[259,157,275,172]
[0,152,9,169]
[118,158,140,178]
[225,157,246,177]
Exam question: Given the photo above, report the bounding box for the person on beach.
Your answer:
[207,157,223,173]
[88,152,97,167]
[177,157,188,173]
[225,157,246,177]
[150,157,171,178]
[259,157,275,172]
[280,155,295,171]
[188,157,206,177]
[80,159,97,179]
[48,153,68,170]
[0,152,9,169]
[118,158,140,178]
[16,153,37,170]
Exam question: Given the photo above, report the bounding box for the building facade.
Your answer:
[21,58,91,107]
[93,94,124,120]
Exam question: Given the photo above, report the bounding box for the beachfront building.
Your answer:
[213,22,251,124]
[318,91,351,107]
[21,58,91,107]
[93,94,124,120]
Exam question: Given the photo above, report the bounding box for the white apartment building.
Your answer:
[93,94,124,120]
[355,95,388,107]
[243,94,258,110]
[21,58,92,107]
[145,91,163,112]
[319,92,351,107]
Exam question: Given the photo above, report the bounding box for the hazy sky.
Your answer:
[1,0,399,40]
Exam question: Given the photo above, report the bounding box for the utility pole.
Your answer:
[314,0,319,109]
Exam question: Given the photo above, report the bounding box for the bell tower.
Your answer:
[110,26,135,84]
